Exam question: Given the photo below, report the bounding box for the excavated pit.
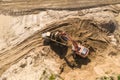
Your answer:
[0,1,120,80]
[41,17,117,69]
[0,14,119,80]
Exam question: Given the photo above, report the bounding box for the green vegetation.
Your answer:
[118,75,120,80]
[49,74,56,80]
[96,76,114,80]
[101,76,113,80]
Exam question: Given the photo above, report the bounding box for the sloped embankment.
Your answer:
[0,3,120,80]
[0,16,120,79]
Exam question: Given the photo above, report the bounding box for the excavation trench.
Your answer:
[0,17,117,76]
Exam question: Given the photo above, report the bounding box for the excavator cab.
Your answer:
[72,44,89,58]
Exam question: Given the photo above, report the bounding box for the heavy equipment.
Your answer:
[42,30,89,58]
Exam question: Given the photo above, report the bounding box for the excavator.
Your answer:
[41,30,89,58]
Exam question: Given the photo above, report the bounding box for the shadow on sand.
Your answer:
[43,39,91,69]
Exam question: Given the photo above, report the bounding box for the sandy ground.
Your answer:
[1,0,120,10]
[0,1,120,80]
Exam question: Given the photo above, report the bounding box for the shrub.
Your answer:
[118,75,120,80]
[49,74,55,80]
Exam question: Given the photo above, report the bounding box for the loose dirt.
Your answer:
[0,1,120,80]
[0,16,120,80]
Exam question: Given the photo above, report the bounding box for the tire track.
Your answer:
[0,17,117,77]
[0,0,120,15]
[0,33,43,76]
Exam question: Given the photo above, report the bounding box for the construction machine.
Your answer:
[42,30,89,58]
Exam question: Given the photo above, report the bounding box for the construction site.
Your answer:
[0,0,120,80]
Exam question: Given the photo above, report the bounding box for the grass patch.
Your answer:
[96,76,114,80]
[118,75,120,80]
[49,74,56,80]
